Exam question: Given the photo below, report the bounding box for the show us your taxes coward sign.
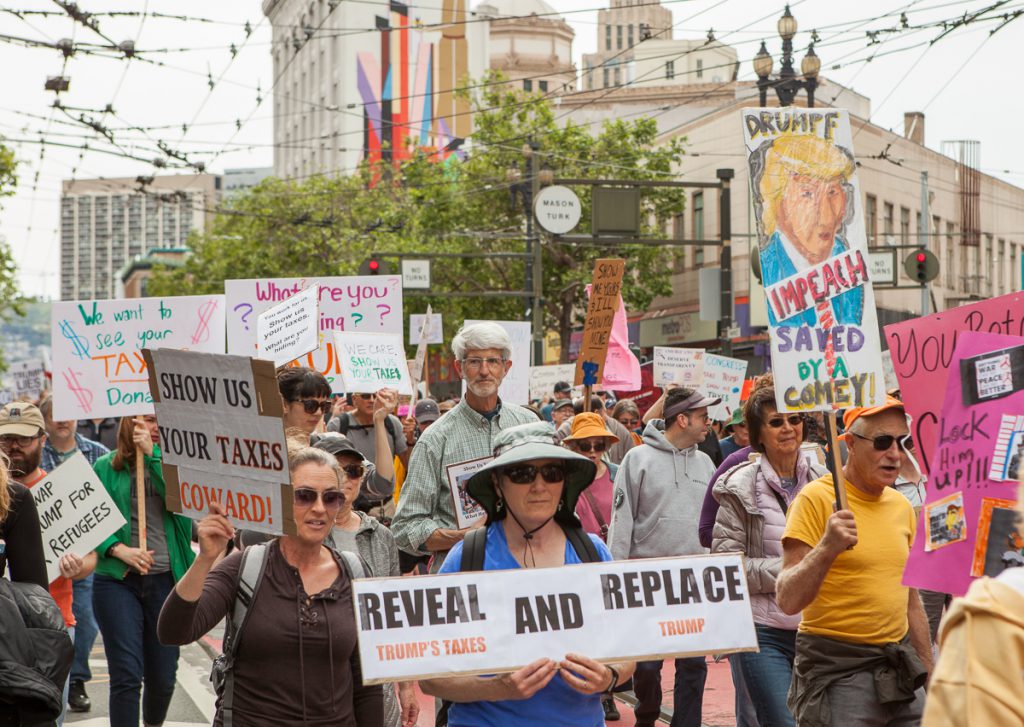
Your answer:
[742,108,885,412]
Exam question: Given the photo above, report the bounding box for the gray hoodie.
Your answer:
[608,419,714,560]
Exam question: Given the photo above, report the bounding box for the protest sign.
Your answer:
[529,364,577,402]
[409,306,434,388]
[353,552,756,683]
[51,296,226,421]
[902,331,1024,595]
[703,354,748,421]
[590,285,641,390]
[408,312,443,346]
[881,350,899,392]
[256,284,320,367]
[332,332,413,396]
[884,291,1024,474]
[742,108,885,412]
[463,320,531,404]
[446,456,491,529]
[226,276,404,392]
[144,349,292,535]
[653,348,705,388]
[574,259,625,388]
[8,359,46,401]
[30,451,127,582]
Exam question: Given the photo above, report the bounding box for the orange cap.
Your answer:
[564,412,620,444]
[842,395,905,433]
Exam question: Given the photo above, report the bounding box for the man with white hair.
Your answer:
[391,321,536,570]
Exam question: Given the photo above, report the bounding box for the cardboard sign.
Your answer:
[742,108,885,412]
[30,452,127,582]
[653,347,705,388]
[446,456,491,529]
[332,332,413,396]
[51,296,226,421]
[901,331,1024,596]
[256,284,320,367]
[463,320,531,405]
[226,276,404,392]
[8,359,46,401]
[529,364,578,402]
[703,354,748,421]
[408,313,443,346]
[145,349,292,535]
[884,291,1024,474]
[353,553,757,684]
[574,259,625,387]
[409,306,434,386]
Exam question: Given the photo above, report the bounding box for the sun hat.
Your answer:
[465,421,596,526]
[727,408,745,428]
[0,403,45,437]
[563,412,620,444]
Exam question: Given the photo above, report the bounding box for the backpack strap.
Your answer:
[460,527,487,572]
[337,549,369,580]
[221,542,270,727]
[562,524,602,563]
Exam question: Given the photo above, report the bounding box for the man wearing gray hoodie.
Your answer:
[608,386,720,727]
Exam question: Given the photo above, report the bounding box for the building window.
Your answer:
[998,239,1007,294]
[696,59,703,78]
[945,222,955,288]
[603,67,609,87]
[606,25,612,51]
[900,206,911,242]
[983,235,993,296]
[1012,244,1019,291]
[614,67,621,86]
[693,192,704,266]
[628,24,634,47]
[673,213,687,269]
[865,194,877,245]
[617,25,623,50]
[523,79,532,92]
[665,61,675,79]
[883,202,894,239]
[539,80,548,92]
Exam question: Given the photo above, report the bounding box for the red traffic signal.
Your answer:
[368,259,380,273]
[904,249,939,284]
[359,256,390,275]
[915,252,927,263]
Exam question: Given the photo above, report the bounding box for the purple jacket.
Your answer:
[698,446,753,548]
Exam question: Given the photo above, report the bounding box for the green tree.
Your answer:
[149,78,687,360]
[0,141,28,371]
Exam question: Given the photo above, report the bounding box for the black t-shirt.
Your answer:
[0,483,48,589]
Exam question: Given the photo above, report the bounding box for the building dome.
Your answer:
[478,0,560,19]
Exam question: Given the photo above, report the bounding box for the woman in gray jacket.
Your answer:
[711,387,827,727]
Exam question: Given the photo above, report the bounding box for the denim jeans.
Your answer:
[729,653,762,727]
[736,625,797,727]
[633,656,708,727]
[71,574,98,683]
[93,572,179,727]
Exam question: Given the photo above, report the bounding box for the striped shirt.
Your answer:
[390,399,536,554]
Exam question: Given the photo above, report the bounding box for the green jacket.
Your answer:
[94,444,195,581]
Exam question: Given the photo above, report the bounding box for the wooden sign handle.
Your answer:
[583,385,593,413]
[135,443,147,552]
[824,413,849,512]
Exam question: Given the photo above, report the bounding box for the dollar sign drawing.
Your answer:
[59,319,91,361]
[62,370,94,413]
[191,299,219,345]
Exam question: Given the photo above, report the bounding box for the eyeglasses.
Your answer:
[766,414,804,429]
[502,463,566,485]
[341,464,365,480]
[461,357,506,371]
[295,399,332,415]
[618,418,639,428]
[572,440,608,454]
[851,432,912,452]
[293,487,344,508]
[0,433,42,448]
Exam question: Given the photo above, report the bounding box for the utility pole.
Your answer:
[919,170,930,315]
[717,168,734,357]
[522,140,543,366]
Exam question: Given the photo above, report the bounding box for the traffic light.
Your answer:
[359,256,391,275]
[903,248,939,284]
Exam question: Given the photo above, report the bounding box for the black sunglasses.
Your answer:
[296,399,332,415]
[851,432,913,452]
[356,393,374,400]
[293,487,344,508]
[766,414,804,429]
[503,463,566,485]
[341,464,365,480]
[572,440,608,454]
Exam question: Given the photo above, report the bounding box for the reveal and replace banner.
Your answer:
[30,452,127,582]
[742,108,885,412]
[225,276,403,392]
[145,349,293,535]
[902,331,1024,596]
[884,291,1024,474]
[353,553,757,684]
[256,284,320,367]
[50,296,226,421]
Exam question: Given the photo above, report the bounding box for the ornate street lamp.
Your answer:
[753,5,820,107]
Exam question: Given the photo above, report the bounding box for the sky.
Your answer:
[2,0,1022,299]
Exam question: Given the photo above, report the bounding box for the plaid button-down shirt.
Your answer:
[41,432,110,472]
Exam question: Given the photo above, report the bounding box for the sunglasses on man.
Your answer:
[851,432,914,452]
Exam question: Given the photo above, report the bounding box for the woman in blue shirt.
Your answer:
[420,422,635,726]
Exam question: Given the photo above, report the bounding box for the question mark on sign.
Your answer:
[377,304,392,326]
[352,312,364,327]
[234,303,254,331]
[388,276,399,290]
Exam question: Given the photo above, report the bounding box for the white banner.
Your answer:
[256,284,320,367]
[332,332,413,396]
[51,296,226,421]
[528,364,578,402]
[353,553,757,683]
[9,359,46,401]
[653,347,705,388]
[226,276,403,393]
[409,313,443,346]
[31,452,127,582]
[463,320,531,405]
[703,354,749,421]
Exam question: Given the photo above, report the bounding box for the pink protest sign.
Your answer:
[902,330,1024,596]
[884,291,1024,474]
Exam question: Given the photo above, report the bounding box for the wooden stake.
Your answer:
[134,417,147,551]
[583,385,593,413]
[824,413,849,512]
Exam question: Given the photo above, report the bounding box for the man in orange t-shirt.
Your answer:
[0,403,95,724]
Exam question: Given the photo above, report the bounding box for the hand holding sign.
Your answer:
[196,501,236,561]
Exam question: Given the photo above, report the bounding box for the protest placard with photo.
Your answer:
[989,415,1024,481]
[51,296,226,421]
[653,347,705,388]
[256,284,320,367]
[30,451,127,582]
[446,456,491,529]
[145,349,292,534]
[353,553,756,683]
[924,492,967,552]
[742,108,885,412]
[332,331,413,395]
[971,497,1024,577]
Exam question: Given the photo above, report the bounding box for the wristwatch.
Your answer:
[104,543,121,558]
[604,665,620,694]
